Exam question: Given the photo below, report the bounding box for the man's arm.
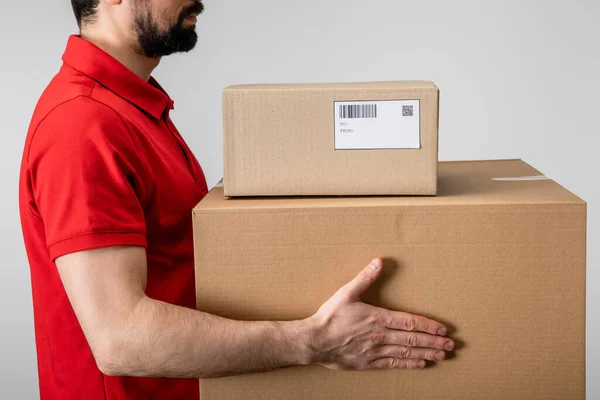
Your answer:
[56,247,454,378]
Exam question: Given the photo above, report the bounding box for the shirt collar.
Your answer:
[61,35,174,119]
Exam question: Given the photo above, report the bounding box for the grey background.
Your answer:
[1,0,598,398]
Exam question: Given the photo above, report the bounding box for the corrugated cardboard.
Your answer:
[223,81,439,196]
[193,160,586,399]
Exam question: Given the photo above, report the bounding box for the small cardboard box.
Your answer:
[223,81,439,196]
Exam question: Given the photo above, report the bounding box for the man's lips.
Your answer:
[185,14,198,23]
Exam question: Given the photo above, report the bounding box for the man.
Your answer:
[18,1,455,398]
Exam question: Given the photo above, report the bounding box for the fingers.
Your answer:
[339,258,383,299]
[384,330,455,351]
[384,310,448,336]
[367,358,426,370]
[367,344,445,370]
[374,345,447,362]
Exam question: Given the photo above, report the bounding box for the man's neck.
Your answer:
[80,29,160,81]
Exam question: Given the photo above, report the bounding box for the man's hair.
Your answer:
[71,0,100,28]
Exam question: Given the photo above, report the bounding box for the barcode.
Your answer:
[402,105,413,117]
[339,104,377,119]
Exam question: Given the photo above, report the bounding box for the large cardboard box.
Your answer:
[193,160,586,399]
[223,81,439,196]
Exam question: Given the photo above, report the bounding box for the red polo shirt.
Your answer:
[19,35,208,399]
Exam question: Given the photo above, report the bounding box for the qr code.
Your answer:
[402,105,414,117]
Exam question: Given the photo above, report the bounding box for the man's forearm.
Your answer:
[98,296,314,378]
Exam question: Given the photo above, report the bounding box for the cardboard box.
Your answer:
[222,81,439,196]
[193,160,586,399]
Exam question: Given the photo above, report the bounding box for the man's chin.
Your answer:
[168,36,198,55]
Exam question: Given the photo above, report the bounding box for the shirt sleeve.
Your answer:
[28,96,149,261]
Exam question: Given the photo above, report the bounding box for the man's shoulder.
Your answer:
[29,65,127,135]
[24,68,136,166]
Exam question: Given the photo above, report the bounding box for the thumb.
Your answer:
[341,258,383,300]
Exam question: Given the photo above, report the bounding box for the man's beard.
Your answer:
[134,1,204,58]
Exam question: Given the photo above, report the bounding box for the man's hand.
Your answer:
[307,258,454,370]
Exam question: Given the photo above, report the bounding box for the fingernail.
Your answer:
[418,360,426,368]
[370,259,381,270]
[437,327,447,336]
[444,342,454,351]
[435,351,445,361]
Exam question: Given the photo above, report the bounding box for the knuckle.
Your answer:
[407,334,420,347]
[388,358,402,369]
[399,346,412,359]
[403,316,416,331]
[370,314,389,328]
[369,332,386,345]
